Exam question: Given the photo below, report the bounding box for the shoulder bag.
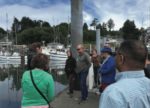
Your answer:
[30,70,52,108]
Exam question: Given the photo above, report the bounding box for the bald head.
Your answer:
[77,44,84,49]
[76,44,85,55]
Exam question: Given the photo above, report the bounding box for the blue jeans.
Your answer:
[79,69,88,100]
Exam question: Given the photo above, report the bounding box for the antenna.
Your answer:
[149,7,150,27]
[6,13,8,43]
[52,17,56,43]
[141,13,144,28]
[67,16,70,45]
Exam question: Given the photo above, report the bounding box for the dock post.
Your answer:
[71,0,83,58]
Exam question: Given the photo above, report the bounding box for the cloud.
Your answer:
[85,0,150,30]
[0,0,150,31]
[0,3,70,30]
[0,0,69,8]
[83,11,93,24]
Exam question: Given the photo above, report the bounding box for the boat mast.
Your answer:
[6,13,9,52]
[67,16,70,46]
[6,13,8,44]
[149,7,150,27]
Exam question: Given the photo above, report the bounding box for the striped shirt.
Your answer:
[99,70,150,108]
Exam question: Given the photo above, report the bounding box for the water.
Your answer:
[0,61,68,108]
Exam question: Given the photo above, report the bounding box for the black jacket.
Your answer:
[65,56,76,77]
[27,50,36,70]
[144,64,150,78]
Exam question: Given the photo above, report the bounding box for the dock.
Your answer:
[51,89,99,108]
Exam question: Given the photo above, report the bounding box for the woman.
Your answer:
[22,53,54,108]
[91,49,100,88]
[65,50,76,97]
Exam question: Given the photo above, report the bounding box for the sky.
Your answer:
[0,0,150,30]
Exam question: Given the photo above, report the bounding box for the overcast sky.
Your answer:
[0,0,150,30]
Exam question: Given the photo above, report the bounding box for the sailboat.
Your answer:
[42,24,68,61]
[0,14,27,62]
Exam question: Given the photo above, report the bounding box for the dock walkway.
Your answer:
[51,90,99,108]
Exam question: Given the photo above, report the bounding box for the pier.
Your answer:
[51,90,99,108]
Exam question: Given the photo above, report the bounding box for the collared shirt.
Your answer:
[99,70,150,108]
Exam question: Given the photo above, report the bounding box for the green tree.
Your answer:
[83,23,88,31]
[20,17,35,31]
[96,23,108,36]
[83,30,96,43]
[0,27,6,39]
[55,23,69,45]
[107,18,115,31]
[17,27,53,44]
[121,19,140,40]
[12,17,20,32]
[42,21,50,27]
[90,18,98,30]
[0,27,6,34]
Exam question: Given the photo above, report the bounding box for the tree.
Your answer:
[20,17,35,31]
[0,27,6,34]
[90,18,98,30]
[55,23,69,45]
[121,19,140,40]
[107,18,115,31]
[42,21,50,27]
[12,17,20,32]
[96,23,108,36]
[83,30,96,43]
[83,23,88,31]
[17,27,53,44]
[0,27,6,39]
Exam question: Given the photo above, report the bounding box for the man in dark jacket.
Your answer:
[65,50,76,97]
[27,42,42,70]
[98,47,116,93]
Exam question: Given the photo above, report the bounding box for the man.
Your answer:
[99,40,150,108]
[65,49,76,97]
[76,44,91,103]
[98,47,116,93]
[27,42,42,70]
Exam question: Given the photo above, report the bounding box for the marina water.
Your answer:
[0,60,67,108]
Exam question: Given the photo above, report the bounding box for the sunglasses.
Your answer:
[77,48,81,51]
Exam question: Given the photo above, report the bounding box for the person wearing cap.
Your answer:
[99,40,150,108]
[98,47,116,93]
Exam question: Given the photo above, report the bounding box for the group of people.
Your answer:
[65,44,116,103]
[65,40,150,108]
[21,40,150,108]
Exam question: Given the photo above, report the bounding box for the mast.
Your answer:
[149,7,150,27]
[6,13,8,43]
[67,16,70,46]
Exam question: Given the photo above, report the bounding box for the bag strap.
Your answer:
[30,70,51,108]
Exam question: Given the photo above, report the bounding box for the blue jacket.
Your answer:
[99,56,116,84]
